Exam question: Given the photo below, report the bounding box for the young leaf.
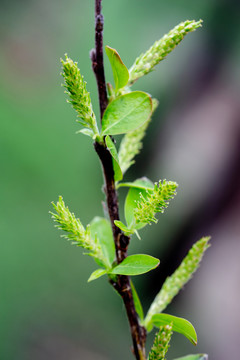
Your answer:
[134,180,178,225]
[124,178,154,230]
[151,313,197,345]
[130,280,144,322]
[101,91,152,136]
[118,98,159,175]
[144,237,210,330]
[76,128,95,138]
[105,136,123,182]
[90,217,116,268]
[88,268,107,282]
[105,46,129,91]
[173,355,208,360]
[51,197,107,266]
[118,177,154,191]
[110,254,160,276]
[148,324,173,360]
[107,82,115,101]
[128,20,202,84]
[114,220,134,235]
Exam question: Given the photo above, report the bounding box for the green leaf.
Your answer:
[105,46,129,91]
[173,355,208,360]
[76,128,95,138]
[101,91,152,136]
[105,136,123,181]
[114,220,134,235]
[118,177,154,190]
[130,280,144,321]
[110,254,160,276]
[90,217,115,268]
[88,268,107,282]
[124,178,154,230]
[151,314,197,345]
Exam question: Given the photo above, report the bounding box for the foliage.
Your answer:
[51,4,209,359]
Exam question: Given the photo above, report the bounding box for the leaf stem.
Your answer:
[91,1,147,358]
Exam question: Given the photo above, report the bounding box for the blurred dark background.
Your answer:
[1,0,240,359]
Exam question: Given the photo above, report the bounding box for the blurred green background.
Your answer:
[1,0,240,359]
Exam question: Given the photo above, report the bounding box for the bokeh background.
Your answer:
[1,0,240,359]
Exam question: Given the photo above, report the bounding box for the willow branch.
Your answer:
[90,0,108,119]
[91,1,146,359]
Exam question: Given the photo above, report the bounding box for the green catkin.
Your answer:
[148,324,173,360]
[144,237,210,330]
[118,99,158,175]
[51,196,105,263]
[61,55,99,136]
[134,180,178,225]
[129,20,202,84]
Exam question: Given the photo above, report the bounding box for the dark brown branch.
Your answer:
[91,1,146,359]
[95,142,147,360]
[111,276,147,360]
[94,143,147,358]
[94,141,129,263]
[91,0,108,119]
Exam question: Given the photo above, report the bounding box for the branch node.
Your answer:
[96,14,104,31]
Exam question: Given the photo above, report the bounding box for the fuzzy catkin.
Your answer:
[51,196,105,263]
[61,55,99,135]
[134,180,178,225]
[148,324,173,360]
[129,20,202,84]
[144,237,210,329]
[118,99,158,175]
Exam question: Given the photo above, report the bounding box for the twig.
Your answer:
[91,1,147,359]
[90,0,108,119]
